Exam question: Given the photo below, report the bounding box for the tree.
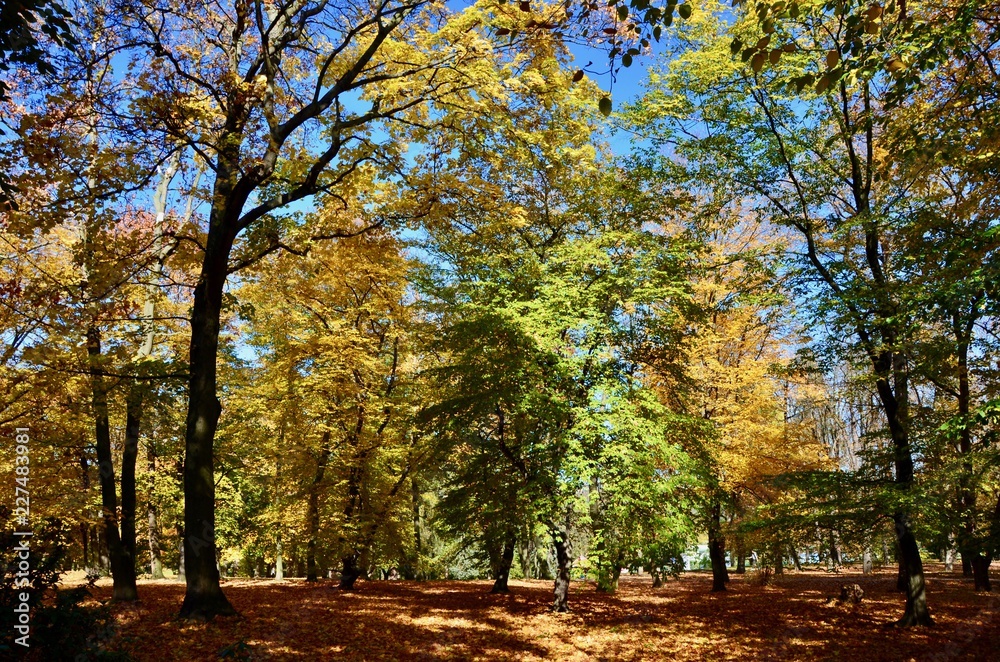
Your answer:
[118,0,519,618]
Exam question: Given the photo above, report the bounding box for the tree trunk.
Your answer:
[275,534,284,580]
[147,441,164,579]
[772,541,783,575]
[708,501,728,592]
[307,433,331,582]
[552,530,571,612]
[736,550,746,574]
[962,553,973,577]
[790,545,802,572]
[971,555,992,592]
[491,536,516,594]
[121,386,142,584]
[408,478,421,580]
[863,549,872,575]
[177,524,185,582]
[339,554,361,590]
[81,522,90,570]
[178,229,237,620]
[88,326,138,602]
[894,513,933,626]
[896,552,907,592]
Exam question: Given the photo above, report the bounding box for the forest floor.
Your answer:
[63,564,996,661]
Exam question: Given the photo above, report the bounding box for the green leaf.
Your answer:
[622,53,633,67]
[599,96,613,116]
[678,3,693,19]
[730,37,743,55]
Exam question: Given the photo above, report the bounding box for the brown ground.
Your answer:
[66,564,999,661]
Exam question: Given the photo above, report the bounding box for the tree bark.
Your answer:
[178,220,237,619]
[177,524,185,581]
[971,555,992,592]
[894,513,932,626]
[339,554,361,590]
[491,535,515,594]
[708,501,728,592]
[147,440,163,579]
[88,325,138,602]
[307,432,331,582]
[121,385,142,582]
[552,530,571,612]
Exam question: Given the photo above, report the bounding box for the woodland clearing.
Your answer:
[62,565,996,661]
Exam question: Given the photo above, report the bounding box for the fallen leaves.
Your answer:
[62,565,1000,661]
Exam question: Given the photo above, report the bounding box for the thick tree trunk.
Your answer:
[971,555,992,592]
[339,554,361,590]
[88,326,138,602]
[178,232,236,620]
[307,433,331,582]
[773,542,783,575]
[736,549,746,574]
[894,513,933,626]
[708,501,728,592]
[491,536,516,594]
[896,552,907,592]
[962,553,973,577]
[552,531,571,612]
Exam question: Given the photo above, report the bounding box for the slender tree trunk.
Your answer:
[491,536,516,594]
[829,530,841,568]
[275,534,284,580]
[177,524,185,582]
[147,441,163,579]
[790,545,802,572]
[773,541,783,575]
[552,530,571,612]
[863,549,872,575]
[962,553,973,577]
[121,386,142,582]
[307,433,331,582]
[708,501,728,592]
[88,326,138,602]
[736,549,746,574]
[409,479,421,580]
[81,522,90,570]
